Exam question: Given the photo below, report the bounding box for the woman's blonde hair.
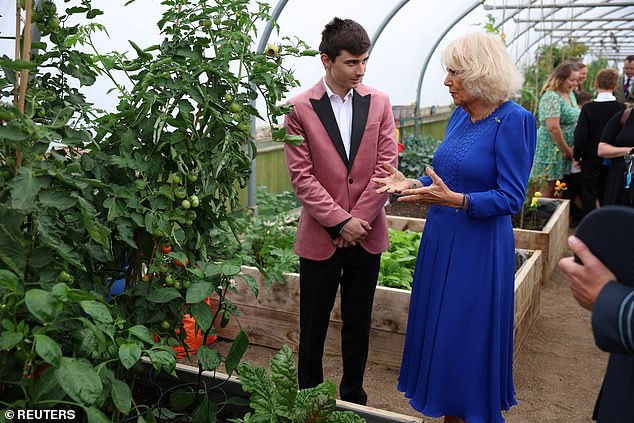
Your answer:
[540,62,577,94]
[441,32,522,104]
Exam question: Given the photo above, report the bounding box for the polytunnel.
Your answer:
[2,0,634,207]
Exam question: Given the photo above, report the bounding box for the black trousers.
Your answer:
[298,245,381,405]
[579,156,610,219]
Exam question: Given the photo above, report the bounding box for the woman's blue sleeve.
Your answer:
[466,108,537,218]
[417,176,432,186]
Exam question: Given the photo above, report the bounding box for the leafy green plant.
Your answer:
[239,188,300,284]
[234,345,365,423]
[0,0,315,420]
[397,134,441,179]
[378,229,421,291]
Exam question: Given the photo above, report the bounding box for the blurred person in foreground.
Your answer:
[573,69,626,219]
[531,62,580,197]
[559,234,634,423]
[283,17,398,405]
[373,31,536,423]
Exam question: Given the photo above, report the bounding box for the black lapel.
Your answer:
[348,91,371,172]
[310,93,348,168]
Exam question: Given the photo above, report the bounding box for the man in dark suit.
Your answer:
[614,55,634,105]
[283,17,398,405]
[559,236,634,423]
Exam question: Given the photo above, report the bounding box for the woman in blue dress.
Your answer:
[373,32,536,423]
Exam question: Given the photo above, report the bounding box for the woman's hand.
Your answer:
[397,167,463,208]
[372,163,416,193]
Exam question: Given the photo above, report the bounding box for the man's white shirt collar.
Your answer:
[595,92,616,102]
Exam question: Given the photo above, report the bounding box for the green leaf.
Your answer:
[111,379,132,414]
[0,58,37,71]
[221,261,241,277]
[38,189,77,210]
[34,334,62,366]
[77,197,112,249]
[0,126,28,141]
[190,302,213,332]
[25,289,58,323]
[0,331,22,350]
[82,407,111,423]
[146,349,176,375]
[197,345,222,371]
[169,388,196,413]
[128,325,155,344]
[185,282,213,304]
[56,357,103,406]
[118,342,142,369]
[270,345,298,418]
[191,393,217,423]
[80,301,113,323]
[9,167,48,210]
[146,287,182,303]
[0,270,18,291]
[225,329,248,375]
[236,362,274,415]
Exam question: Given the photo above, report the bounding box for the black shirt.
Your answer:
[574,100,626,161]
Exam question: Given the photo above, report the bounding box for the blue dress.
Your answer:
[397,101,536,423]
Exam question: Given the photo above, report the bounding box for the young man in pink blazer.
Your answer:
[283,17,398,405]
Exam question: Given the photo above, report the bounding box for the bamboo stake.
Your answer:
[18,0,32,114]
[16,0,33,169]
[13,0,21,104]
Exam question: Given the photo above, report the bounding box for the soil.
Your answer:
[179,229,606,422]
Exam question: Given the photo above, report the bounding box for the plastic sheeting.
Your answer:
[2,1,634,110]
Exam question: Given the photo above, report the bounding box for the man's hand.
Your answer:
[558,236,616,310]
[332,236,353,248]
[337,217,371,246]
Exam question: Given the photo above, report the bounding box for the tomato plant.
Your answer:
[0,0,316,419]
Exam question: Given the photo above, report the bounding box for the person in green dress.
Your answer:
[531,62,581,197]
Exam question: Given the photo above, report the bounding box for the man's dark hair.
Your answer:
[625,55,634,62]
[319,17,371,62]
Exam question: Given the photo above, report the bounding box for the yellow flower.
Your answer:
[530,191,541,207]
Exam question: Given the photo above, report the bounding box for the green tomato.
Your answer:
[59,271,72,282]
[160,320,170,330]
[187,173,198,182]
[190,197,200,208]
[200,19,212,28]
[165,274,174,286]
[181,199,191,209]
[171,174,182,184]
[237,123,251,134]
[213,18,221,25]
[47,16,60,31]
[229,102,242,113]
[182,281,192,289]
[224,93,233,102]
[232,113,242,122]
[174,187,187,199]
[173,281,182,290]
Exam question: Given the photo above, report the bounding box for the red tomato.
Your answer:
[174,258,189,268]
[160,244,172,254]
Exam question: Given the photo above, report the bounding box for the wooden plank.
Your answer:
[513,250,542,360]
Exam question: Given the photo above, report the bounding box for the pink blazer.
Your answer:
[284,81,398,261]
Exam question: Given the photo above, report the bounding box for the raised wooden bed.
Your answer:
[212,249,542,367]
[386,198,569,286]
